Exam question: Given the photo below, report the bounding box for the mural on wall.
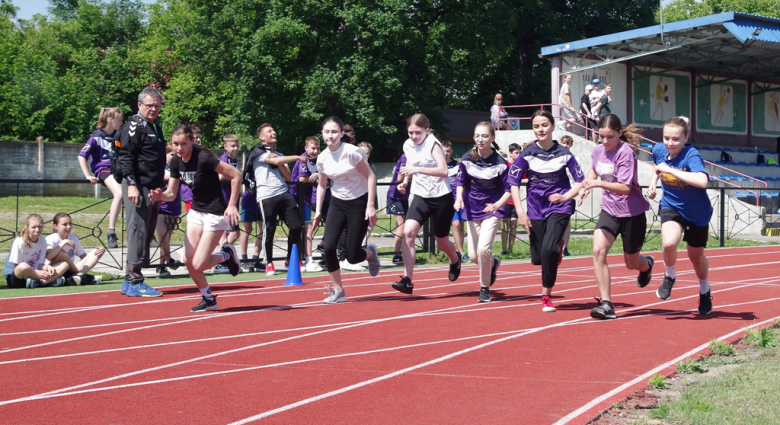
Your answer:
[561,60,627,122]
[752,85,780,137]
[633,70,691,128]
[696,79,746,135]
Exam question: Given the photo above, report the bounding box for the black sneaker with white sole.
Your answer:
[637,256,654,288]
[489,257,501,287]
[590,299,616,320]
[191,295,218,312]
[448,252,462,281]
[107,232,118,249]
[698,290,713,315]
[391,276,414,294]
[221,244,241,276]
[656,276,676,300]
[478,286,491,303]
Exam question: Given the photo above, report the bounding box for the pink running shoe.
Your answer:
[541,295,556,312]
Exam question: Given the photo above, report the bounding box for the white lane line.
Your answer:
[551,315,780,425]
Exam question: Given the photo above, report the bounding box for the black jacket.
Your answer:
[117,114,167,189]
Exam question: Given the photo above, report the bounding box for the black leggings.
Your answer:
[529,213,570,288]
[323,194,369,272]
[260,192,302,263]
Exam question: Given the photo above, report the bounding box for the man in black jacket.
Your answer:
[118,87,167,297]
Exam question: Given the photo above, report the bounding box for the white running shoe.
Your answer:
[211,263,230,274]
[305,262,324,272]
[340,260,366,271]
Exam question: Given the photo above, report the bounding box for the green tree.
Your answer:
[659,0,780,23]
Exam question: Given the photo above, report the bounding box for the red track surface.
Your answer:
[2,245,780,424]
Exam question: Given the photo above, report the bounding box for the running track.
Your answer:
[2,245,780,424]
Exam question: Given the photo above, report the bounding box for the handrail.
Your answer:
[497,103,770,206]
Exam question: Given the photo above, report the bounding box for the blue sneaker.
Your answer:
[121,281,131,295]
[26,278,44,288]
[126,282,163,297]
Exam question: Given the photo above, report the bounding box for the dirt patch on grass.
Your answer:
[587,339,777,425]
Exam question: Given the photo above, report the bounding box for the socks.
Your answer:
[699,278,710,294]
[199,285,214,301]
[241,254,247,260]
[220,251,229,262]
[252,255,259,260]
[306,256,313,264]
[664,263,676,279]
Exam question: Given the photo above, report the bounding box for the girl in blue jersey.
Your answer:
[508,110,584,312]
[647,116,713,315]
[77,107,124,248]
[454,121,511,303]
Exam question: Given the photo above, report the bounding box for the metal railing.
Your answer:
[0,179,436,273]
[498,103,770,203]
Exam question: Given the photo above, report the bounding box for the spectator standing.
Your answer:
[246,124,305,276]
[77,107,124,249]
[558,74,578,131]
[491,93,511,131]
[593,83,613,120]
[581,85,598,142]
[117,87,167,298]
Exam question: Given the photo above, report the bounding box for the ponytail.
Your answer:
[97,107,123,130]
[598,114,643,148]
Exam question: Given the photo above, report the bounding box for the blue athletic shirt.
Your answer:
[652,143,712,226]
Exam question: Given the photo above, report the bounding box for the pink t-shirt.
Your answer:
[591,142,650,217]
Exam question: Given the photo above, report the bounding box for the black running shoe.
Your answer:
[448,252,462,281]
[590,299,616,320]
[698,290,713,315]
[656,276,676,300]
[489,257,501,287]
[221,244,240,276]
[478,286,491,303]
[167,258,179,271]
[107,232,118,249]
[637,256,654,288]
[191,295,218,312]
[392,254,403,265]
[391,276,413,294]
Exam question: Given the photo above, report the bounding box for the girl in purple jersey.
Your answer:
[454,121,511,303]
[155,145,182,277]
[578,114,654,320]
[77,107,124,248]
[509,110,584,312]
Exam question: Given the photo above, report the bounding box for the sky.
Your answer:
[10,0,157,21]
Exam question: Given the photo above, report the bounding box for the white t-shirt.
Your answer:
[253,147,289,201]
[403,134,451,198]
[558,82,571,108]
[4,237,48,278]
[44,233,86,265]
[589,89,604,114]
[317,143,368,200]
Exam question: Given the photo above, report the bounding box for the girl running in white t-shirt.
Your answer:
[392,113,461,294]
[150,125,243,312]
[45,212,105,285]
[313,116,381,304]
[4,214,67,288]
